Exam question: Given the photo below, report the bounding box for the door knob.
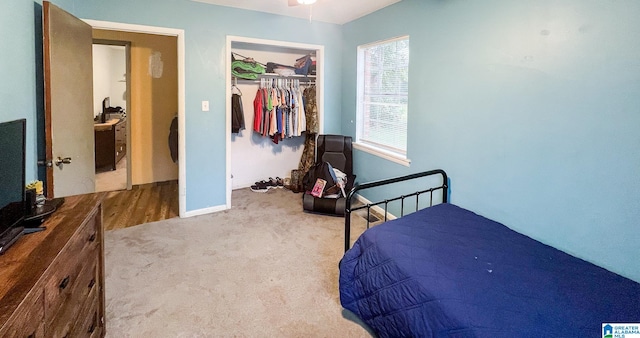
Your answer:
[55,157,72,167]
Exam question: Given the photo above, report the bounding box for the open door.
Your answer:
[43,1,95,197]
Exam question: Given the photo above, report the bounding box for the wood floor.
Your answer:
[102,180,179,231]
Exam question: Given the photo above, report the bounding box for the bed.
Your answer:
[339,169,640,337]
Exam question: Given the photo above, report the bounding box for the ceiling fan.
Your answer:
[288,0,317,6]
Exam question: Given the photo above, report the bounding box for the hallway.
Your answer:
[102,180,178,231]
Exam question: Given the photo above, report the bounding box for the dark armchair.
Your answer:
[302,134,355,216]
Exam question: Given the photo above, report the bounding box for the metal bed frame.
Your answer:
[344,169,449,252]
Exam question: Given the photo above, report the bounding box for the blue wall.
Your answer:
[0,0,38,183]
[342,0,640,282]
[1,0,637,282]
[18,0,343,213]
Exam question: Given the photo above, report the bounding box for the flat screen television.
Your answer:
[0,118,26,236]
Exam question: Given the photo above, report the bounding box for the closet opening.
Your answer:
[225,36,324,208]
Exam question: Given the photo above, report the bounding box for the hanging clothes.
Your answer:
[265,87,271,136]
[251,78,311,142]
[269,87,278,136]
[168,115,178,163]
[253,89,262,133]
[298,133,316,178]
[231,93,245,133]
[298,84,318,187]
[294,86,306,137]
[303,85,318,134]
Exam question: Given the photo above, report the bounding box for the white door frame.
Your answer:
[225,35,324,209]
[84,19,186,218]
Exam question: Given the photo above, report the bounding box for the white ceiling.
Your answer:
[190,0,402,25]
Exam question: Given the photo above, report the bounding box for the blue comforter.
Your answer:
[339,203,640,337]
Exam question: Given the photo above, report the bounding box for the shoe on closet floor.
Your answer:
[268,177,284,189]
[267,177,279,190]
[250,181,270,193]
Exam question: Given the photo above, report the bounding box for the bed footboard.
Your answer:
[344,169,448,252]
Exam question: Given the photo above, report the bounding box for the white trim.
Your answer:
[183,204,228,218]
[225,37,232,210]
[83,19,182,36]
[225,35,325,210]
[228,36,325,53]
[353,142,411,167]
[355,35,410,165]
[358,34,410,49]
[354,193,397,221]
[84,19,187,218]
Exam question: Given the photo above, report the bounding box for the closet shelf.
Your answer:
[260,73,315,78]
[233,73,316,84]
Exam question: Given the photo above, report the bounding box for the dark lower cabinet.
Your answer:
[95,118,126,171]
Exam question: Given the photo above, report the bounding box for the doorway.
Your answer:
[92,42,130,192]
[85,20,186,218]
[40,3,186,217]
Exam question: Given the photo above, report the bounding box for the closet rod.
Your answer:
[258,73,315,78]
[233,77,315,84]
[235,81,316,86]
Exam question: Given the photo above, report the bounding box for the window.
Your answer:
[356,36,410,164]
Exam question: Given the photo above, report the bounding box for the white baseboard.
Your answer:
[183,204,228,218]
[353,194,397,221]
[232,183,253,190]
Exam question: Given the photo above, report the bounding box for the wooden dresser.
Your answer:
[0,193,106,338]
[95,118,126,171]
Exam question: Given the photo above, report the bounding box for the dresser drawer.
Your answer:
[70,281,101,338]
[115,121,126,143]
[0,289,45,338]
[46,252,99,337]
[115,128,125,140]
[43,215,99,325]
[116,143,126,157]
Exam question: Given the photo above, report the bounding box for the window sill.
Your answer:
[353,142,411,167]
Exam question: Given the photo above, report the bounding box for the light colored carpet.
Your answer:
[104,188,372,337]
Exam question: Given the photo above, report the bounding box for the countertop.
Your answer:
[94,118,123,131]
